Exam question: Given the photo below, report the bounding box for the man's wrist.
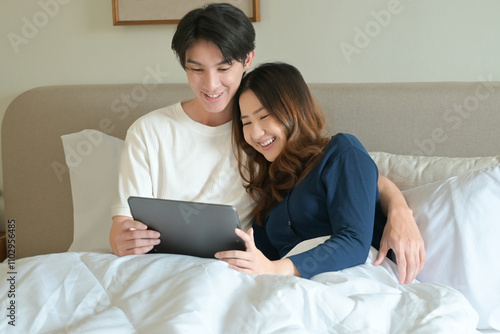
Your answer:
[387,204,413,224]
[389,203,413,215]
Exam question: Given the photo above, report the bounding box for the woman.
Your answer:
[215,62,390,279]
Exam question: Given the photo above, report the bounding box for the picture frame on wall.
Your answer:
[112,0,260,25]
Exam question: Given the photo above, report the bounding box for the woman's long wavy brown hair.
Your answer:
[232,62,330,225]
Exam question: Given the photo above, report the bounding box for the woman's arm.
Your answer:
[215,228,301,276]
[375,175,425,284]
[270,140,381,279]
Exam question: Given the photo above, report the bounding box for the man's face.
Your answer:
[184,39,254,116]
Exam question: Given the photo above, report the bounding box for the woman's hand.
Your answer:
[215,228,300,276]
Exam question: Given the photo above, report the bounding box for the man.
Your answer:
[109,3,424,284]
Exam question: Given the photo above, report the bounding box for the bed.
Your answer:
[1,81,499,333]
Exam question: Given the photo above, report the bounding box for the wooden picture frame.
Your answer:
[112,0,260,25]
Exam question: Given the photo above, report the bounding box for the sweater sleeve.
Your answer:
[288,146,379,279]
[111,128,154,217]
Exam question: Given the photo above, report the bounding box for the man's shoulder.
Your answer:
[140,102,181,121]
[129,102,182,129]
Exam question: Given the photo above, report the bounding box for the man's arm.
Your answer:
[375,175,425,284]
[110,215,161,256]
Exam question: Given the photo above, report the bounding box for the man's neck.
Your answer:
[181,99,233,127]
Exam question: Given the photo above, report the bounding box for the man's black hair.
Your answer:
[171,3,256,69]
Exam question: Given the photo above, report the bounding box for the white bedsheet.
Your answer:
[1,248,480,334]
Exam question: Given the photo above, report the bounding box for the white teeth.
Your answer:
[260,138,275,147]
[206,93,221,98]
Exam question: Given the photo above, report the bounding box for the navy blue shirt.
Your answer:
[254,133,387,279]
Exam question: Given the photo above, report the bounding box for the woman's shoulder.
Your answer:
[318,133,376,177]
[318,133,374,169]
[326,133,368,155]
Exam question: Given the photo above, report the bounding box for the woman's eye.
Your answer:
[241,121,250,126]
[260,114,269,120]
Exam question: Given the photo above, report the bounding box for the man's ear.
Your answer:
[244,51,255,71]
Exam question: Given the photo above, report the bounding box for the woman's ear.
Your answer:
[244,51,255,71]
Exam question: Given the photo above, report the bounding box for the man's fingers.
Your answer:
[127,228,160,241]
[403,256,417,284]
[115,227,161,256]
[122,219,148,231]
[374,243,389,265]
[419,248,426,272]
[404,248,425,284]
[118,236,160,255]
[121,245,155,256]
[120,218,160,240]
[396,254,407,285]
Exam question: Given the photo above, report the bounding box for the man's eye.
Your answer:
[219,67,230,72]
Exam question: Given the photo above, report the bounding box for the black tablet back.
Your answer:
[128,196,245,258]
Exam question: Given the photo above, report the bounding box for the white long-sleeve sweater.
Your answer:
[111,102,253,230]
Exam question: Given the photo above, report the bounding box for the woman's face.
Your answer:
[239,90,286,162]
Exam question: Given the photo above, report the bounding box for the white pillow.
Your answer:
[61,130,124,253]
[370,151,500,190]
[403,164,500,330]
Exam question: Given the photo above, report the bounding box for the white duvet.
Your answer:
[0,248,479,334]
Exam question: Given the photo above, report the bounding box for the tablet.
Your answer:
[128,196,245,258]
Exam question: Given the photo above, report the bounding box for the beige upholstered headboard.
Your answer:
[3,82,500,259]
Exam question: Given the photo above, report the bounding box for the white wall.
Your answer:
[1,0,499,227]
